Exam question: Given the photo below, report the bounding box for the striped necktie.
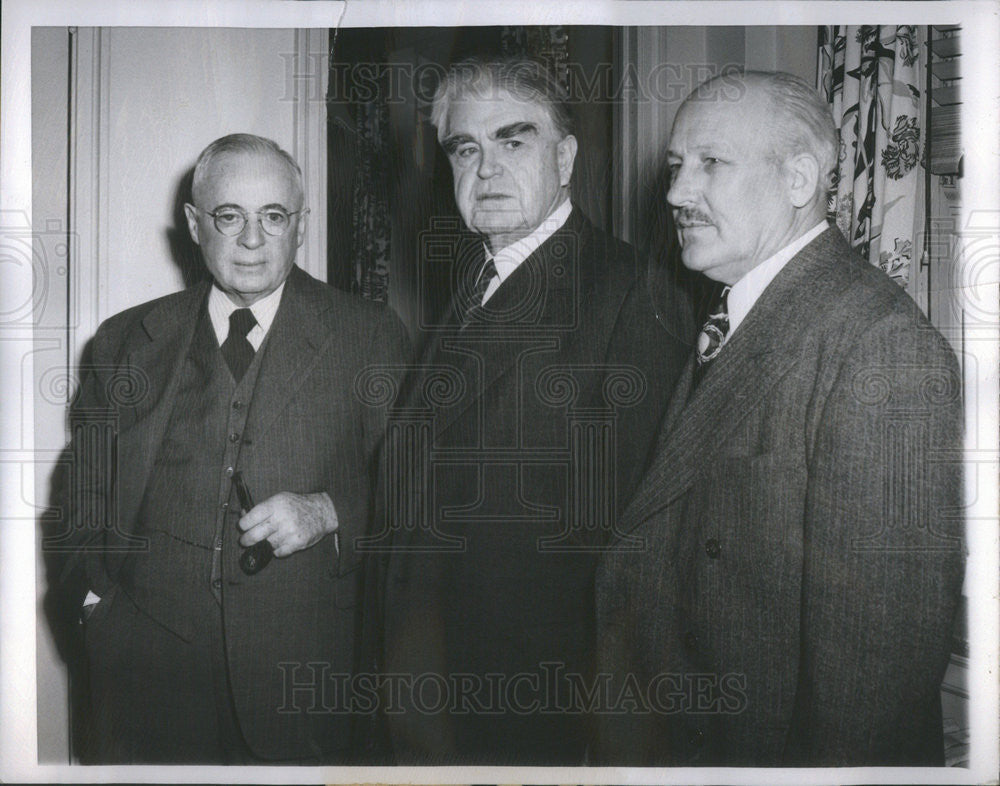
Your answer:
[462,257,498,325]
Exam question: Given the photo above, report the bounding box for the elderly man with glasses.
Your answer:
[57,133,408,763]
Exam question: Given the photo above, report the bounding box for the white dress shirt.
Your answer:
[208,279,286,350]
[479,198,573,305]
[725,221,828,341]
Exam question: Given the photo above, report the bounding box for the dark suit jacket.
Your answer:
[379,206,690,763]
[593,227,965,766]
[60,266,409,760]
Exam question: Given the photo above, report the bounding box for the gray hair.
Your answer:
[430,57,574,140]
[191,133,303,205]
[690,70,838,193]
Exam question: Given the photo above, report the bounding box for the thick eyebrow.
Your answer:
[442,133,475,155]
[493,122,538,140]
[441,122,539,154]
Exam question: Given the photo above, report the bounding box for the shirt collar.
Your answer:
[483,198,573,291]
[208,279,286,348]
[727,221,827,338]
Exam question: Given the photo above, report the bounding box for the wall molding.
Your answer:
[612,27,638,246]
[68,26,110,363]
[293,28,328,282]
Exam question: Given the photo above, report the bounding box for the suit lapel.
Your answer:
[428,209,602,438]
[117,283,209,533]
[244,266,331,440]
[618,227,846,534]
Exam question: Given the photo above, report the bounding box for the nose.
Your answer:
[666,164,694,208]
[238,213,266,248]
[477,147,501,179]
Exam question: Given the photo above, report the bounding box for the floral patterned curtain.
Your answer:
[818,25,925,293]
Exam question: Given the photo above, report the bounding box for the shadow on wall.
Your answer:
[39,337,96,763]
[166,166,211,288]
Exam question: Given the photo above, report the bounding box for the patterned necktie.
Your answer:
[463,257,498,324]
[221,308,257,382]
[694,286,731,380]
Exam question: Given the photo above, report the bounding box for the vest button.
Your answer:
[212,579,221,589]
[225,466,234,477]
[221,501,229,510]
[229,432,240,443]
[705,538,721,559]
[232,400,242,410]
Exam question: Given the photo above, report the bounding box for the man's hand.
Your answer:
[237,491,338,558]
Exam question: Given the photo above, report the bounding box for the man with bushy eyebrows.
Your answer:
[379,58,689,765]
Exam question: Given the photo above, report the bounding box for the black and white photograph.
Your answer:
[1,0,997,783]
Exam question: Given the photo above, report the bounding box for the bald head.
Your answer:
[191,133,304,207]
[666,71,835,284]
[686,71,838,201]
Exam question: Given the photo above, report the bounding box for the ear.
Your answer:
[183,203,201,246]
[295,207,309,249]
[783,152,821,209]
[557,134,578,187]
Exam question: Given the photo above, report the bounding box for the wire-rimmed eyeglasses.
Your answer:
[191,205,309,237]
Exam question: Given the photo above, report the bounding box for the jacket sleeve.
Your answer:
[785,310,965,765]
[49,322,124,601]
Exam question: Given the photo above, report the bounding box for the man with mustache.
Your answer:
[593,71,964,765]
[378,57,689,764]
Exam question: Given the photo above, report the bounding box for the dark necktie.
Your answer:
[462,257,498,325]
[221,308,257,382]
[693,286,730,385]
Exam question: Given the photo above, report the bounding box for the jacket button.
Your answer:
[684,631,699,652]
[225,466,234,477]
[687,727,705,748]
[229,432,240,443]
[704,538,721,559]
[212,579,222,589]
[232,400,242,410]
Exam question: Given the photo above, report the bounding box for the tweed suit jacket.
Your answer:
[62,265,409,760]
[379,206,691,763]
[593,227,965,766]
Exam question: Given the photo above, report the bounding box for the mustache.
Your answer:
[675,209,712,226]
